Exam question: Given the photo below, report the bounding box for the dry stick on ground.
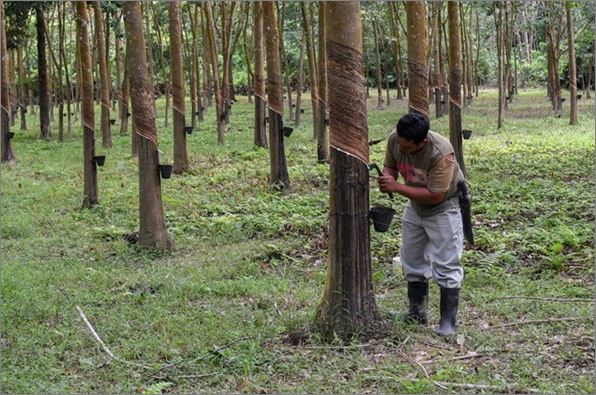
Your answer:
[76,306,150,370]
[491,296,594,303]
[421,351,483,365]
[396,350,450,391]
[492,317,581,329]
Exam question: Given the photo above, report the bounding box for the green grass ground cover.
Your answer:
[1,88,594,393]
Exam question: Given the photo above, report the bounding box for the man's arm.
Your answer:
[378,176,447,205]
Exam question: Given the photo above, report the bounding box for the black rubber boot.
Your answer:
[405,281,429,325]
[436,287,460,336]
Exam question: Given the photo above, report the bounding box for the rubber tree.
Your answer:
[432,2,444,117]
[93,0,112,148]
[262,2,290,191]
[123,1,170,249]
[1,0,15,163]
[494,2,505,128]
[253,1,267,148]
[316,2,329,162]
[300,1,320,141]
[36,4,51,140]
[203,1,225,145]
[405,1,429,116]
[448,1,466,176]
[169,0,188,174]
[388,2,404,99]
[315,1,383,340]
[75,1,98,208]
[566,1,577,125]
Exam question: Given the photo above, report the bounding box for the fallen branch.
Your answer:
[396,350,450,391]
[421,351,483,364]
[492,296,593,303]
[76,305,149,370]
[368,376,538,393]
[492,317,581,329]
[76,305,116,359]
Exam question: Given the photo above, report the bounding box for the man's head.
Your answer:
[396,112,429,154]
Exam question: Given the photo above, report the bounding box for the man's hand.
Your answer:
[378,174,401,194]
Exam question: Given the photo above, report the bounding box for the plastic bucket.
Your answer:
[159,164,173,179]
[369,206,395,232]
[94,155,106,166]
[462,129,472,140]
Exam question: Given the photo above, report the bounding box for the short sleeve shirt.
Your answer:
[384,130,465,217]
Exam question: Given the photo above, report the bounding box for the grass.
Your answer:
[1,88,594,394]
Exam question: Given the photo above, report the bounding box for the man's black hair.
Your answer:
[396,112,430,143]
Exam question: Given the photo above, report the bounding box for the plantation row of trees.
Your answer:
[1,0,592,338]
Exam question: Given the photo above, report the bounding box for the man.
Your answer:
[378,112,465,336]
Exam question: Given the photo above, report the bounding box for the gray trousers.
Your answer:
[399,202,464,288]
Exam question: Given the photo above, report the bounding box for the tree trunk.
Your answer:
[201,17,213,108]
[372,18,384,109]
[253,1,267,148]
[93,1,112,148]
[495,2,505,129]
[240,3,254,106]
[317,2,329,162]
[17,45,26,131]
[448,1,466,176]
[152,4,170,128]
[204,2,226,145]
[121,42,131,139]
[295,38,305,125]
[36,5,51,140]
[389,2,404,99]
[142,3,156,115]
[405,2,429,116]
[432,2,443,117]
[277,2,294,120]
[263,2,290,190]
[315,1,383,340]
[301,1,320,141]
[115,11,123,123]
[76,1,99,208]
[60,3,73,133]
[192,5,204,121]
[1,0,15,163]
[459,3,468,107]
[123,1,171,249]
[168,0,188,174]
[566,2,577,125]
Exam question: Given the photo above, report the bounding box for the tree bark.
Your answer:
[1,0,15,163]
[294,38,305,126]
[566,1,577,125]
[432,2,443,117]
[36,5,51,140]
[204,2,226,145]
[389,3,404,99]
[315,1,383,340]
[301,1,320,141]
[142,2,156,114]
[76,1,98,208]
[123,1,171,249]
[17,44,26,131]
[494,2,505,129]
[372,18,384,110]
[448,1,466,176]
[263,2,290,190]
[405,1,429,116]
[94,1,112,148]
[152,4,170,128]
[253,1,267,148]
[317,2,329,162]
[169,0,188,174]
